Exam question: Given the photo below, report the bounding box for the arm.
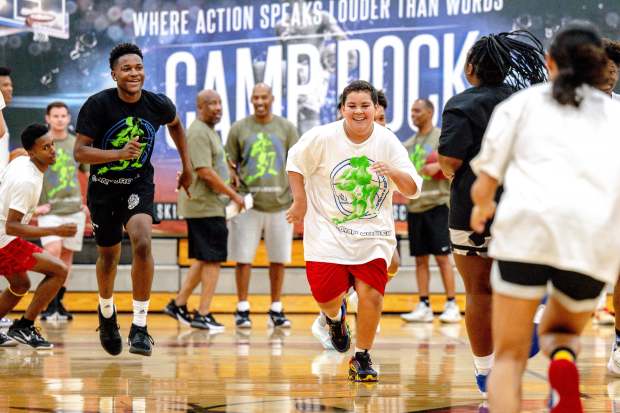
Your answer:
[196,167,244,207]
[167,116,193,195]
[470,172,499,233]
[5,208,76,238]
[74,133,141,164]
[285,171,307,224]
[370,163,419,197]
[438,155,463,180]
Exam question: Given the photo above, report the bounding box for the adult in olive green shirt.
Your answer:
[225,83,299,329]
[400,98,460,324]
[37,101,87,321]
[167,90,244,331]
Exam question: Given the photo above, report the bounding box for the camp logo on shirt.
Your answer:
[244,132,284,184]
[330,155,389,224]
[410,143,433,180]
[97,117,155,175]
[47,147,76,198]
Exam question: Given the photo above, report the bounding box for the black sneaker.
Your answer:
[163,299,192,326]
[0,331,17,347]
[40,297,59,321]
[348,350,378,382]
[56,287,73,321]
[267,310,292,328]
[97,306,122,356]
[128,324,154,356]
[234,310,252,328]
[191,312,225,332]
[7,323,53,349]
[325,300,351,353]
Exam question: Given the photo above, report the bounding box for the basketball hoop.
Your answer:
[25,11,56,43]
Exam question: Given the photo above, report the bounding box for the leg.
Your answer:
[125,213,154,301]
[388,249,400,275]
[176,260,205,306]
[197,262,221,315]
[453,254,494,356]
[96,244,121,299]
[538,296,592,358]
[415,255,431,298]
[436,254,456,298]
[0,273,31,318]
[23,252,68,320]
[487,293,540,413]
[317,293,347,319]
[269,262,285,303]
[354,278,384,350]
[235,263,252,302]
[60,248,74,287]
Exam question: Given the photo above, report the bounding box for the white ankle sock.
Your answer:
[132,299,150,327]
[355,347,368,354]
[474,354,494,374]
[99,296,114,318]
[237,300,250,312]
[270,301,283,312]
[327,307,342,322]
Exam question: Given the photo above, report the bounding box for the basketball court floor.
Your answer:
[0,314,616,412]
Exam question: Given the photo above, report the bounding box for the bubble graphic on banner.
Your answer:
[606,12,619,28]
[94,15,109,32]
[8,36,21,49]
[70,33,97,60]
[67,1,78,14]
[107,6,122,22]
[106,25,123,41]
[514,15,532,29]
[121,8,135,24]
[28,42,42,56]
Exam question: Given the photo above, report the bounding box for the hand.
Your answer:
[177,168,193,198]
[229,170,240,189]
[118,138,141,160]
[420,162,441,177]
[54,223,78,237]
[35,204,51,216]
[470,201,496,234]
[286,200,307,224]
[369,161,394,177]
[232,193,245,211]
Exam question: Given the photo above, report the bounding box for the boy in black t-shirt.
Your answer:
[74,43,192,357]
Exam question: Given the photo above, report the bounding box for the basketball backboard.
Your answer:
[0,0,69,39]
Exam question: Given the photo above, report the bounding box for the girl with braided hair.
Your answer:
[470,23,620,412]
[437,29,547,398]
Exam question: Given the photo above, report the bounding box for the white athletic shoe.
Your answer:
[439,301,462,324]
[608,342,620,376]
[401,302,433,323]
[0,317,12,328]
[311,313,335,350]
[594,308,615,326]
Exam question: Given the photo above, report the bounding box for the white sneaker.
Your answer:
[439,301,462,324]
[401,302,433,323]
[311,313,334,350]
[0,317,12,328]
[594,308,615,326]
[608,342,620,376]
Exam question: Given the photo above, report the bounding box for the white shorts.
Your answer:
[449,228,490,258]
[39,211,86,252]
[227,209,293,264]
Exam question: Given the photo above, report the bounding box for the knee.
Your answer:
[132,236,151,259]
[358,287,384,308]
[99,251,120,271]
[415,256,428,268]
[9,276,31,294]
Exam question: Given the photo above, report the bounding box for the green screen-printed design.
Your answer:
[98,117,154,175]
[410,143,432,180]
[330,155,389,224]
[47,148,76,198]
[245,132,279,184]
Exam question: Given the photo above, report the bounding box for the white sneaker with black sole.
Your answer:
[191,312,225,332]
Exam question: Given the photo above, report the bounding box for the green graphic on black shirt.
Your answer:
[98,117,148,175]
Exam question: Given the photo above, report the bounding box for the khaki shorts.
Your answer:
[227,209,293,264]
[39,210,86,252]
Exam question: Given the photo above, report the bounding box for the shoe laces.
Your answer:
[27,325,47,343]
[355,351,372,369]
[134,326,155,345]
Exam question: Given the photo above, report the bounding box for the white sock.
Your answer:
[237,300,250,312]
[132,299,150,327]
[99,296,114,318]
[270,301,283,312]
[355,347,368,354]
[473,354,494,374]
[327,307,342,322]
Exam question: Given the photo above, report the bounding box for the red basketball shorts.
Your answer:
[0,238,42,276]
[306,258,388,303]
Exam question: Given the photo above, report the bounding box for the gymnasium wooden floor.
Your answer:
[0,313,617,412]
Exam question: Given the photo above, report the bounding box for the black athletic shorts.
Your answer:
[186,217,228,262]
[407,205,451,257]
[87,177,154,247]
[494,260,606,312]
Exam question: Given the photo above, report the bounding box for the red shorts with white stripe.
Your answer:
[0,238,42,276]
[306,258,388,303]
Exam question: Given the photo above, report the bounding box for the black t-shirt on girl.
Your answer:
[76,88,176,185]
[438,85,513,231]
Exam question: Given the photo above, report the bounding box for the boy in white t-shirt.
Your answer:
[0,124,76,349]
[286,80,421,382]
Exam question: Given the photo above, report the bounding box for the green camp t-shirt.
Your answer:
[403,127,450,213]
[40,134,84,215]
[225,115,299,212]
[177,120,230,218]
